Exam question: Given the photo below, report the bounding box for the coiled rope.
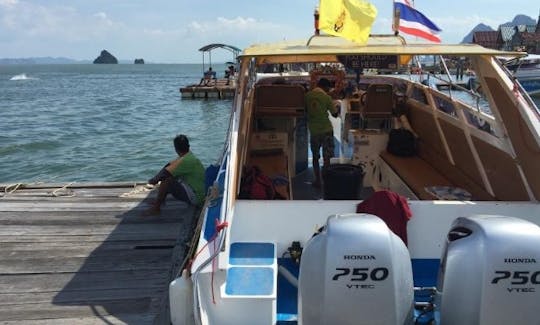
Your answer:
[1,183,25,198]
[119,183,155,198]
[50,182,76,197]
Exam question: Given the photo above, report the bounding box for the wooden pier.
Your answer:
[180,79,236,99]
[0,182,198,324]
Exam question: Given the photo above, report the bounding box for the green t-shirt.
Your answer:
[305,88,335,135]
[171,151,205,205]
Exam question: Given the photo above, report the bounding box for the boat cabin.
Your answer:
[234,43,539,203]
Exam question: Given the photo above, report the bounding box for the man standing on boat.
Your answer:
[145,134,205,215]
[305,78,339,188]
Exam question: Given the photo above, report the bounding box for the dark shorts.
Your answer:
[310,131,334,161]
[167,179,196,204]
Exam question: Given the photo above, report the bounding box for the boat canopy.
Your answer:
[199,43,241,56]
[240,35,526,65]
[197,43,241,73]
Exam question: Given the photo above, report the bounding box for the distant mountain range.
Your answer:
[0,57,138,65]
[461,14,537,43]
[0,57,91,65]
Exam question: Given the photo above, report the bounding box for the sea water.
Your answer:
[0,64,232,184]
[1,65,539,184]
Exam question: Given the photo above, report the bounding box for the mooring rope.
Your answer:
[1,183,25,198]
[50,182,76,197]
[119,183,154,198]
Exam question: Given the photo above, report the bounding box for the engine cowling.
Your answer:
[298,213,414,325]
[437,215,540,325]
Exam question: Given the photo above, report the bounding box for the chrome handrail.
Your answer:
[191,152,230,325]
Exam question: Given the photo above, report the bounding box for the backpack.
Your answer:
[239,166,276,199]
[387,128,417,157]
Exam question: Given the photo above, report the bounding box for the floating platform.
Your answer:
[180,78,236,99]
[0,181,199,324]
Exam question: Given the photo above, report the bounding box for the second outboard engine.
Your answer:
[437,215,540,325]
[298,213,414,325]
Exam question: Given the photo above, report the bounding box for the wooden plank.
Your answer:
[0,186,155,197]
[0,233,179,243]
[0,288,166,305]
[0,189,159,202]
[0,249,174,274]
[0,297,158,321]
[0,200,189,212]
[0,223,182,236]
[0,270,169,293]
[0,213,182,226]
[0,181,148,190]
[0,244,178,260]
[0,204,195,225]
[1,314,155,325]
[0,239,178,251]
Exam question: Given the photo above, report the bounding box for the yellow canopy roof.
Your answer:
[240,35,526,64]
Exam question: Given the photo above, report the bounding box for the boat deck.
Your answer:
[0,182,198,324]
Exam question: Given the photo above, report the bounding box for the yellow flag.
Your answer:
[319,0,377,45]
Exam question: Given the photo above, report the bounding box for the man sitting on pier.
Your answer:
[199,67,217,86]
[145,134,205,215]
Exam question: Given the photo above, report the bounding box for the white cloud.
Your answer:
[187,16,282,35]
[0,3,124,41]
[0,0,18,8]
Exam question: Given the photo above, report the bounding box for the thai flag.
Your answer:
[394,0,442,43]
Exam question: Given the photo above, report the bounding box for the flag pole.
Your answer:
[314,6,320,35]
[392,4,400,36]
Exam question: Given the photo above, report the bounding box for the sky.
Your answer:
[0,0,538,63]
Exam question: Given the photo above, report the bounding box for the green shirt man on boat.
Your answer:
[305,78,339,188]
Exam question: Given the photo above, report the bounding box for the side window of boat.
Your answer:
[410,86,428,104]
[462,110,494,135]
[433,95,456,117]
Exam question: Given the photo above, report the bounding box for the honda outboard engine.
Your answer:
[298,213,414,325]
[437,215,540,325]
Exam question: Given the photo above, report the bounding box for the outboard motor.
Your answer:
[298,213,414,325]
[437,215,540,325]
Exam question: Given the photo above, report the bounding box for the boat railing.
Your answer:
[191,151,231,325]
[498,59,540,119]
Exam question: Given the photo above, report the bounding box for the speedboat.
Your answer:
[505,54,540,97]
[170,34,540,325]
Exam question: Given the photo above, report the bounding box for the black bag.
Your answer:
[387,128,417,157]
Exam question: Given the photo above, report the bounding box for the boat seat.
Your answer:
[380,148,496,201]
[380,151,452,200]
[255,84,306,117]
[360,83,395,128]
[404,99,496,201]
